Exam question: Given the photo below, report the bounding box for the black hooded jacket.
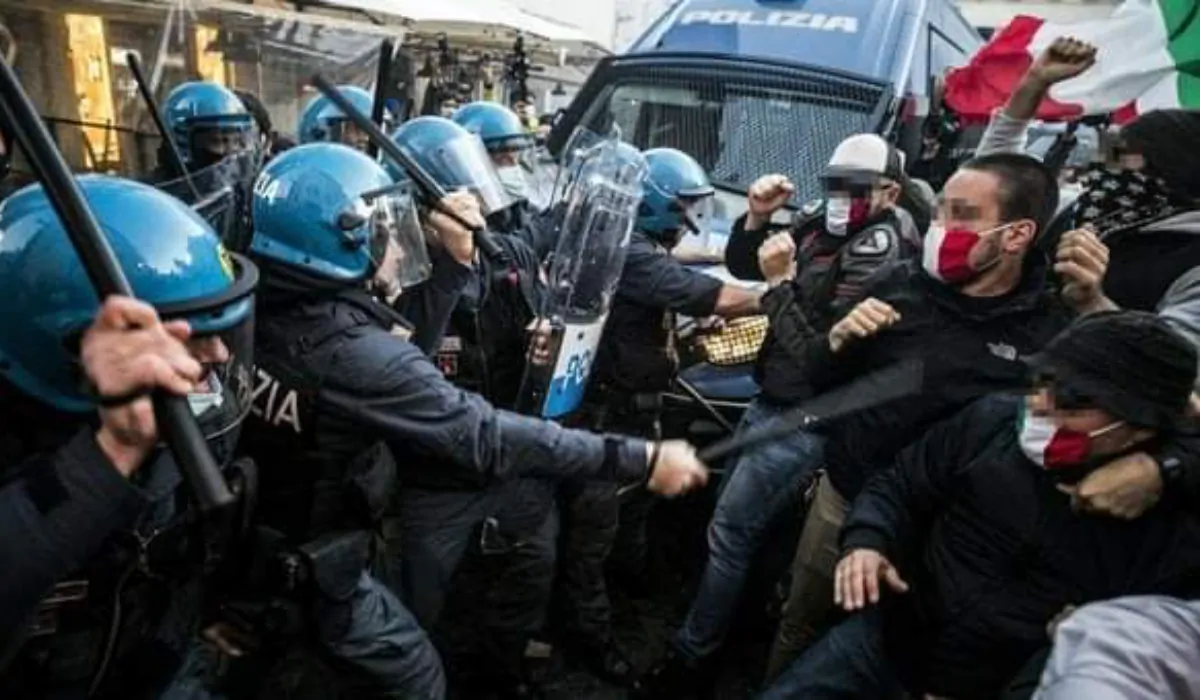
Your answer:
[811,257,1075,498]
[842,394,1200,698]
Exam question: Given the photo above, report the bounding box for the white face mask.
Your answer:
[188,373,225,418]
[826,196,850,236]
[496,165,529,201]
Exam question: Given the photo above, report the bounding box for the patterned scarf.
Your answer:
[1075,164,1183,235]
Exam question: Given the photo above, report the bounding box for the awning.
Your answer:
[318,0,608,58]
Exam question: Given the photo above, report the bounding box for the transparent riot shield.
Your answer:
[155,150,260,252]
[515,130,647,418]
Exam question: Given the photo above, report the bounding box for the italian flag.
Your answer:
[944,0,1200,123]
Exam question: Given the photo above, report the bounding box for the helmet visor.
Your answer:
[410,132,513,215]
[191,125,256,163]
[366,183,431,297]
[329,119,373,153]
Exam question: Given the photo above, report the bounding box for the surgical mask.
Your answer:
[497,165,529,200]
[825,195,871,236]
[188,373,226,418]
[1018,408,1125,470]
[922,222,1007,285]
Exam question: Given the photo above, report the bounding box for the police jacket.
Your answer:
[0,396,198,696]
[727,205,922,405]
[434,234,543,409]
[243,287,649,538]
[490,200,557,263]
[810,257,1074,499]
[593,231,724,396]
[842,395,1200,698]
[393,248,476,356]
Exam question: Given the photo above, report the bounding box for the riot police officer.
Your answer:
[242,143,709,698]
[555,148,762,688]
[298,84,379,153]
[161,81,258,176]
[0,176,258,697]
[391,114,558,697]
[450,102,557,258]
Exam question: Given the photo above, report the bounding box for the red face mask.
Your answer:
[922,223,1007,284]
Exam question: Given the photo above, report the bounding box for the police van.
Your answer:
[547,0,983,241]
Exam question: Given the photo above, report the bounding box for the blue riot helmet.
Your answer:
[298,85,378,152]
[452,102,537,202]
[388,116,513,215]
[250,143,430,300]
[638,147,715,246]
[0,176,259,449]
[164,81,257,169]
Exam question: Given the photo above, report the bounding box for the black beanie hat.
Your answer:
[1122,109,1200,198]
[1025,311,1197,431]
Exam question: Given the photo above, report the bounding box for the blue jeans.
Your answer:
[759,608,904,700]
[673,399,827,660]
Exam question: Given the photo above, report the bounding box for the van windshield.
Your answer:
[577,75,885,204]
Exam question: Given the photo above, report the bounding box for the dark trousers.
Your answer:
[759,608,905,700]
[394,479,556,682]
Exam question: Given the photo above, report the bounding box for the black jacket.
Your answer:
[842,395,1200,698]
[243,288,649,530]
[593,231,723,395]
[813,257,1075,498]
[725,206,921,405]
[435,234,543,408]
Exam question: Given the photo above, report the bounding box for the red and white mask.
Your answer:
[1018,408,1125,470]
[922,222,1007,284]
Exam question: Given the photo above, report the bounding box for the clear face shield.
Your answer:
[160,252,258,464]
[361,183,431,301]
[190,124,257,169]
[328,118,373,153]
[156,150,260,249]
[410,131,515,216]
[677,194,716,248]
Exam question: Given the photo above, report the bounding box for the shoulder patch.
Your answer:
[848,228,894,256]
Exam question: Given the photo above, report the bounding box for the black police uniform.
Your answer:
[490,200,559,263]
[556,230,722,656]
[406,234,561,691]
[242,283,650,694]
[0,395,219,698]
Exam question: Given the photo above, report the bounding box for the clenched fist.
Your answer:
[829,298,901,352]
[82,296,203,476]
[746,174,795,230]
[646,440,709,497]
[1056,227,1110,313]
[758,231,798,287]
[1029,37,1098,87]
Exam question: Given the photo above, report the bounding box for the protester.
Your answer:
[763,311,1200,699]
[643,133,922,695]
[764,152,1114,681]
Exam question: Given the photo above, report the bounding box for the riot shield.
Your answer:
[155,150,260,252]
[515,130,647,418]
